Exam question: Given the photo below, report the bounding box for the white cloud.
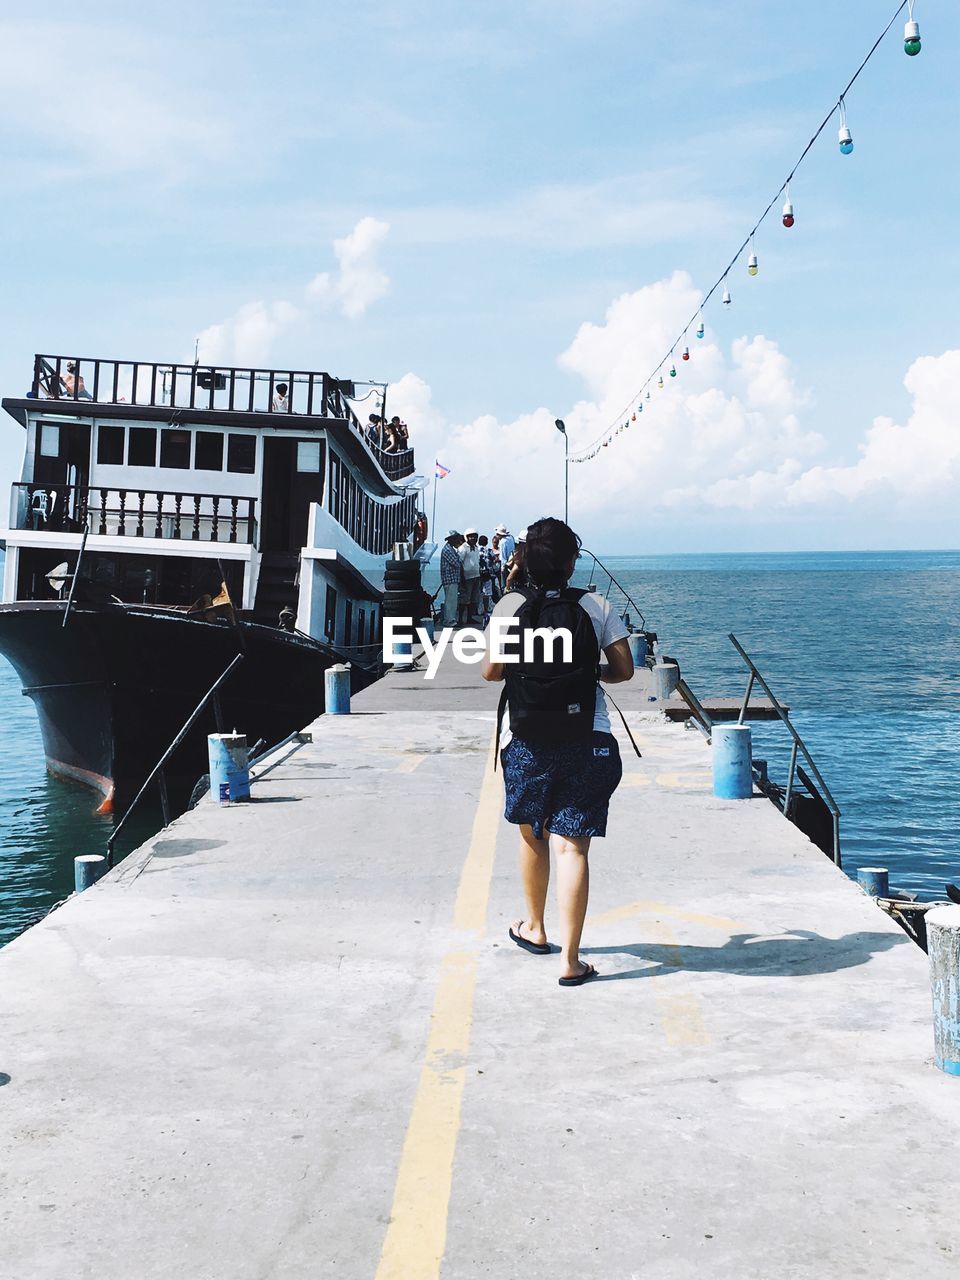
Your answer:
[386,274,960,538]
[390,176,734,251]
[306,217,391,319]
[197,218,391,364]
[0,21,229,183]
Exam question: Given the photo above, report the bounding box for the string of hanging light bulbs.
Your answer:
[570,0,922,464]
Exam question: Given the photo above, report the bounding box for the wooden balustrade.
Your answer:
[12,484,257,544]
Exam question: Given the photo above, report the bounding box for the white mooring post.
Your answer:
[74,855,107,893]
[653,661,679,699]
[927,905,960,1076]
[325,663,351,714]
[627,633,648,668]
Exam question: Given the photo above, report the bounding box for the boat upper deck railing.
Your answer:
[27,354,415,481]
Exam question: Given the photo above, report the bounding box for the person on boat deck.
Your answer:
[272,382,289,412]
[62,362,91,399]
[481,516,634,987]
[458,528,483,625]
[389,415,409,449]
[440,529,463,630]
[366,414,384,448]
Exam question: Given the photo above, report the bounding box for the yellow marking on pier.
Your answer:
[395,753,427,774]
[589,899,743,932]
[375,743,500,1280]
[655,770,711,789]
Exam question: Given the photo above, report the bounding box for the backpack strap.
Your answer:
[603,687,643,758]
[494,683,508,772]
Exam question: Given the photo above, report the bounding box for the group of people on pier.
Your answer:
[438,523,528,628]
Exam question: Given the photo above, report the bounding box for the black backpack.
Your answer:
[496,587,599,748]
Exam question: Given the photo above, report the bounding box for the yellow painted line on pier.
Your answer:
[375,743,500,1280]
[589,899,743,932]
[395,753,427,774]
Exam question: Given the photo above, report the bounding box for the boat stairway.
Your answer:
[252,552,300,626]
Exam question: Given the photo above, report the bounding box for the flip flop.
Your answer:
[558,963,598,987]
[509,923,551,955]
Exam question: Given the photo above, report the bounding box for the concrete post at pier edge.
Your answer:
[628,633,648,668]
[712,724,753,799]
[927,905,960,1076]
[324,664,351,715]
[74,855,107,893]
[857,867,890,897]
[207,732,251,804]
[392,640,414,670]
[653,661,679,699]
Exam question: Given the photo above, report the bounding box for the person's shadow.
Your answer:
[582,929,907,981]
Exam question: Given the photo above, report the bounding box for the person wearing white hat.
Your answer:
[458,527,482,625]
[497,524,516,574]
[439,530,463,629]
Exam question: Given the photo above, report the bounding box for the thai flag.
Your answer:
[435,460,451,478]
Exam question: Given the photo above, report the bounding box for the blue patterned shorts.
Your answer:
[501,731,623,839]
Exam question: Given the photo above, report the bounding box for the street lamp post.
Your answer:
[554,418,569,524]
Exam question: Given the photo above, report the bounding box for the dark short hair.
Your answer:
[525,517,581,589]
[478,535,488,545]
[276,382,288,394]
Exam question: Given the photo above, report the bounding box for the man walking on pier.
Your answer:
[482,517,634,986]
[440,530,463,630]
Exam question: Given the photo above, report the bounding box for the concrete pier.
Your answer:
[1,654,959,1278]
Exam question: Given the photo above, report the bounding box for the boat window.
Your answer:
[344,599,353,647]
[128,428,157,467]
[296,441,321,473]
[159,429,191,469]
[358,609,365,646]
[195,431,224,471]
[227,434,256,474]
[97,425,125,465]
[325,584,337,642]
[39,424,61,458]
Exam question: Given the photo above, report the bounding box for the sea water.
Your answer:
[1,549,958,946]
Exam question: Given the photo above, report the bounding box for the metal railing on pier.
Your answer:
[727,633,842,866]
[106,653,244,867]
[12,482,257,544]
[572,549,651,640]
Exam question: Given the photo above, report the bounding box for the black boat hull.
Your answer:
[0,602,370,811]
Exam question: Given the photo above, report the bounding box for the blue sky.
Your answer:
[0,0,956,552]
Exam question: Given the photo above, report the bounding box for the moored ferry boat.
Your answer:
[0,353,429,811]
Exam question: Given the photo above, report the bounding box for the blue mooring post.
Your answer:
[207,732,251,805]
[74,855,107,893]
[712,724,753,799]
[857,867,890,897]
[627,633,648,668]
[927,905,960,1076]
[325,663,351,715]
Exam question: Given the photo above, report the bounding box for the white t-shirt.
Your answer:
[459,543,481,579]
[487,589,629,746]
